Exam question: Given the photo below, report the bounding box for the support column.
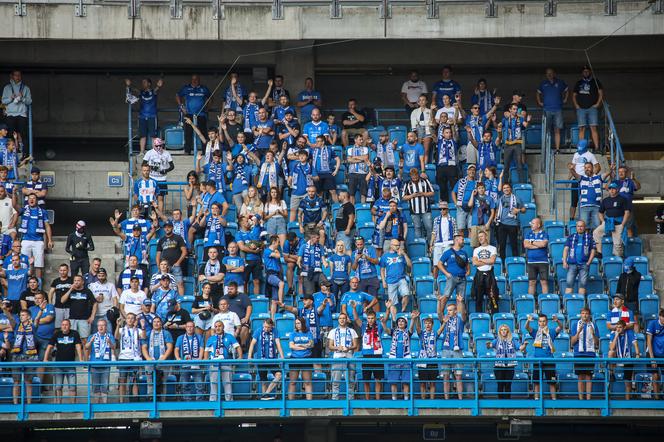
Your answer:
[304,419,336,442]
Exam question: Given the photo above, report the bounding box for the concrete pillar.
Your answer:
[274,40,316,107]
[304,419,336,442]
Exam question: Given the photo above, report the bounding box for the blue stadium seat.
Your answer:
[588,258,600,278]
[519,203,537,228]
[492,313,515,333]
[462,238,473,259]
[554,333,571,353]
[498,293,511,314]
[595,314,610,337]
[625,237,642,257]
[469,313,491,336]
[510,164,529,185]
[425,164,436,184]
[183,277,195,296]
[412,257,432,278]
[356,206,373,225]
[513,294,535,318]
[511,372,530,398]
[639,294,659,322]
[251,313,271,332]
[505,257,526,281]
[231,373,252,399]
[563,293,585,317]
[415,276,434,299]
[495,276,507,294]
[632,256,649,275]
[276,313,295,337]
[312,371,327,397]
[481,373,498,398]
[548,238,566,261]
[494,257,504,276]
[585,276,604,294]
[474,333,495,353]
[559,372,579,399]
[639,276,653,296]
[358,222,375,242]
[148,239,158,264]
[179,294,195,313]
[388,128,407,146]
[194,239,205,263]
[601,237,614,258]
[513,183,533,204]
[544,220,566,241]
[510,275,529,295]
[588,294,610,316]
[225,205,237,224]
[335,166,346,186]
[368,127,383,145]
[418,296,438,315]
[226,222,238,237]
[608,277,619,297]
[603,256,623,280]
[252,296,270,316]
[407,238,427,258]
[538,294,560,316]
[524,125,542,147]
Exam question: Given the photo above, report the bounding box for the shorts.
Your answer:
[415,126,433,140]
[387,279,410,305]
[387,364,410,383]
[418,364,439,381]
[157,182,168,196]
[574,356,595,376]
[311,340,323,359]
[441,349,464,374]
[576,107,599,127]
[265,272,283,299]
[456,209,472,231]
[432,243,452,268]
[348,173,368,197]
[21,239,45,267]
[362,355,385,381]
[566,263,589,291]
[36,336,50,361]
[244,260,263,282]
[289,193,306,213]
[532,363,557,383]
[358,277,380,297]
[118,361,140,382]
[11,354,39,377]
[301,272,329,295]
[55,307,70,328]
[289,356,312,371]
[138,116,158,138]
[258,364,280,382]
[265,216,287,235]
[344,128,366,138]
[194,314,214,331]
[171,265,184,283]
[54,367,77,391]
[544,110,564,130]
[70,319,91,339]
[616,363,634,380]
[527,262,549,281]
[315,173,336,192]
[2,226,16,236]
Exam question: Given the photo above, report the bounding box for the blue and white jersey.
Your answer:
[120,217,150,238]
[346,146,369,175]
[178,84,211,115]
[134,178,159,205]
[578,174,603,207]
[302,121,329,145]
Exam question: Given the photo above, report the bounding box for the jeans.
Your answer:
[566,263,589,292]
[55,367,77,392]
[443,275,466,299]
[412,212,433,244]
[436,165,458,203]
[502,144,524,184]
[494,367,515,398]
[180,367,205,401]
[577,107,599,127]
[209,364,233,401]
[579,206,600,231]
[497,224,520,261]
[91,366,111,394]
[331,358,355,400]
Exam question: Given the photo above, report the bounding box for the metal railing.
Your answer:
[1,357,662,420]
[552,179,578,222]
[603,101,625,167]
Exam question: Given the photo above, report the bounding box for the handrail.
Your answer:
[553,179,578,222]
[603,101,625,167]
[27,105,33,166]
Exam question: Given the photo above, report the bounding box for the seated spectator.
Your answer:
[327,312,359,400]
[381,309,415,401]
[470,231,499,313]
[523,217,550,295]
[44,318,83,404]
[141,316,174,397]
[487,324,525,399]
[437,234,469,311]
[495,183,526,261]
[174,320,205,401]
[608,319,640,400]
[571,307,599,400]
[19,193,53,280]
[220,283,253,348]
[297,231,328,295]
[248,318,285,400]
[525,313,563,400]
[85,318,116,404]
[380,239,412,319]
[326,114,340,146]
[61,275,96,345]
[646,309,664,397]
[288,317,314,399]
[593,182,631,258]
[562,220,595,295]
[114,313,143,403]
[616,257,641,312]
[608,293,636,332]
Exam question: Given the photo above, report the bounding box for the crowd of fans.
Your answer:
[0,66,662,406]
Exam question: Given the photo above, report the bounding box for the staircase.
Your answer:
[44,236,124,284]
[642,234,664,299]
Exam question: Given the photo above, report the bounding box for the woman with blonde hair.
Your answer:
[486,324,526,398]
[240,185,263,220]
[325,240,352,303]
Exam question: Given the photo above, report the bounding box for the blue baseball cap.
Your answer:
[608,181,619,189]
[577,140,589,153]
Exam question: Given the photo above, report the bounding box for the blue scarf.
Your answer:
[441,315,462,350]
[418,329,437,359]
[376,142,396,167]
[435,216,455,244]
[258,161,279,189]
[260,330,276,359]
[579,174,603,206]
[293,162,313,188]
[124,235,147,263]
[301,307,319,342]
[12,321,37,355]
[301,241,323,274]
[388,328,411,359]
[456,178,472,208]
[605,217,628,247]
[334,327,354,348]
[181,333,201,359]
[149,330,166,359]
[232,161,249,192]
[204,216,225,246]
[208,161,226,190]
[172,220,186,240]
[494,338,517,367]
[18,206,46,234]
[569,232,592,263]
[477,142,496,170]
[575,320,597,354]
[504,116,523,142]
[2,151,18,179]
[243,102,261,132]
[92,332,112,360]
[313,146,331,173]
[437,137,456,166]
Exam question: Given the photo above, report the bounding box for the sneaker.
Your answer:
[260,395,274,401]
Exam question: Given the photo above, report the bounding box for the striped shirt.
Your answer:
[402,178,434,214]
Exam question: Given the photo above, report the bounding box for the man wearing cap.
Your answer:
[593,182,631,258]
[608,293,637,332]
[18,193,52,279]
[573,66,604,151]
[452,163,477,237]
[156,220,187,295]
[152,274,179,321]
[536,67,568,153]
[430,200,457,280]
[119,275,148,319]
[437,234,470,310]
[568,139,601,222]
[60,275,97,345]
[568,161,611,231]
[65,220,95,277]
[88,267,117,335]
[142,138,174,213]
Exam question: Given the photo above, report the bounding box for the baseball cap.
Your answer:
[98,267,107,275]
[31,167,40,174]
[164,220,174,227]
[608,182,619,189]
[76,220,86,229]
[303,293,314,300]
[130,275,140,281]
[153,137,165,146]
[132,224,143,231]
[160,274,171,280]
[320,280,332,288]
[467,164,476,169]
[613,293,625,300]
[142,299,153,306]
[439,201,449,208]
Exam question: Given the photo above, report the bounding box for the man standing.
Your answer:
[380,239,413,319]
[311,135,340,203]
[377,199,408,253]
[297,230,328,295]
[44,318,83,404]
[568,140,601,222]
[525,313,562,400]
[470,231,499,313]
[28,292,55,363]
[48,264,73,329]
[125,77,163,154]
[500,103,531,184]
[430,201,457,281]
[174,320,205,401]
[401,70,427,116]
[65,220,95,277]
[435,126,458,204]
[572,65,604,150]
[593,182,631,258]
[248,318,284,400]
[2,70,32,154]
[402,169,434,244]
[562,220,596,296]
[400,131,425,179]
[570,307,599,400]
[452,164,478,238]
[346,134,370,204]
[220,283,253,349]
[431,66,462,107]
[204,319,242,402]
[437,234,470,311]
[142,138,175,213]
[327,312,359,400]
[523,217,550,295]
[61,275,97,345]
[495,183,526,261]
[646,309,664,398]
[467,181,496,248]
[141,316,174,397]
[568,162,608,231]
[350,236,381,298]
[439,295,467,399]
[19,194,53,279]
[536,67,568,153]
[156,221,187,295]
[296,77,322,125]
[176,74,211,155]
[298,186,328,245]
[335,191,355,251]
[114,313,143,403]
[341,98,369,147]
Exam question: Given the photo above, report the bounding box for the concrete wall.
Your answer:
[0,1,661,40]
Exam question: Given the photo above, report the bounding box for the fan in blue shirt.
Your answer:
[340,285,376,323]
[432,68,462,107]
[400,135,425,177]
[178,78,211,115]
[298,192,327,225]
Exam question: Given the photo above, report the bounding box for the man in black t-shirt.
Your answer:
[61,275,97,344]
[156,221,187,295]
[220,282,253,348]
[19,276,42,311]
[197,247,226,305]
[572,65,604,150]
[44,318,83,404]
[341,99,369,147]
[48,264,73,329]
[163,299,192,341]
[335,190,356,251]
[593,182,631,258]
